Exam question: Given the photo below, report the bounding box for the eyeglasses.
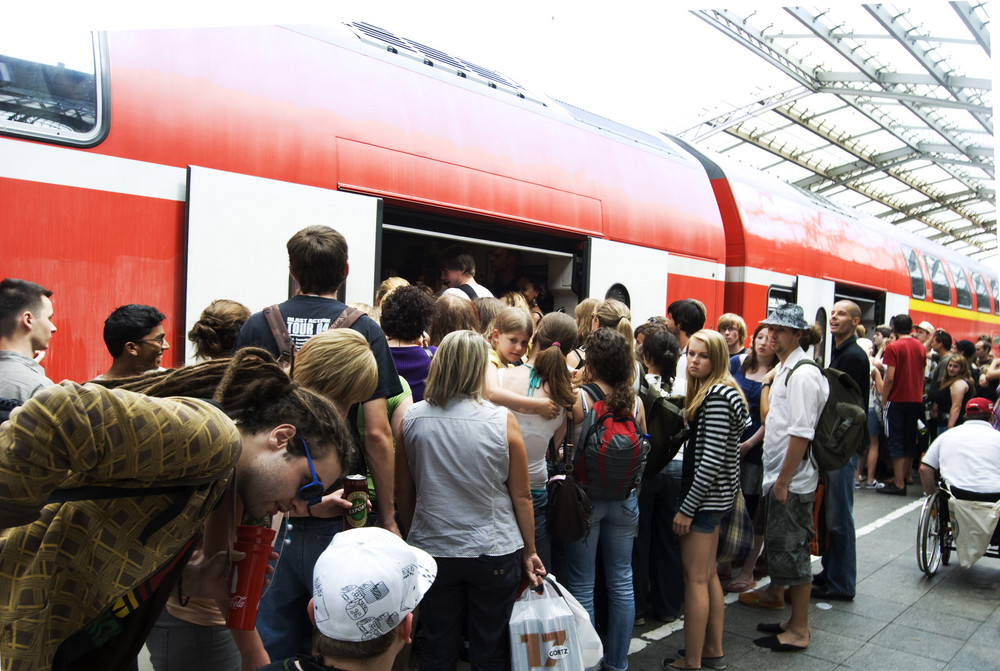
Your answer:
[134,335,167,346]
[296,436,325,505]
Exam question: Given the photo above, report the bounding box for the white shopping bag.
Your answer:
[950,497,1000,568]
[510,577,592,671]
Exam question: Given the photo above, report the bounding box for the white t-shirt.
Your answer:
[762,347,829,495]
[443,280,494,301]
[922,421,1000,493]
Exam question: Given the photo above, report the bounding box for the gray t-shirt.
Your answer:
[0,350,54,402]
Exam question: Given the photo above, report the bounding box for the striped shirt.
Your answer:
[679,384,750,517]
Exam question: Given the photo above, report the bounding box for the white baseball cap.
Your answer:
[312,527,437,642]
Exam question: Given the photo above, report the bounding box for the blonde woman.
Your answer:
[591,298,640,391]
[567,297,600,370]
[256,329,383,660]
[665,330,749,671]
[396,330,544,669]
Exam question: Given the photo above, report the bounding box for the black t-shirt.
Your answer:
[830,335,870,409]
[234,295,403,401]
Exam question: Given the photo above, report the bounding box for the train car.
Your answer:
[2,24,726,383]
[674,138,1000,363]
[2,23,996,385]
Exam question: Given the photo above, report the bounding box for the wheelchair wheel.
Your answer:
[917,492,943,576]
[938,490,952,566]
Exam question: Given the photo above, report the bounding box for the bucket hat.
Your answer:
[759,303,809,330]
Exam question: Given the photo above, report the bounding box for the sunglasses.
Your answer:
[296,436,325,505]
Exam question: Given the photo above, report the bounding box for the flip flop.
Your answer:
[738,592,784,610]
[752,634,807,652]
[756,622,786,634]
[724,578,756,593]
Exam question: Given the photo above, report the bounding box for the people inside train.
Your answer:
[0,278,57,403]
[738,304,826,654]
[97,303,169,380]
[517,274,546,327]
[665,330,749,671]
[878,314,927,496]
[564,327,645,671]
[487,246,520,297]
[928,354,975,433]
[726,322,777,594]
[716,312,748,356]
[496,312,578,569]
[665,299,707,396]
[0,349,353,671]
[489,306,533,368]
[396,329,545,670]
[813,300,869,602]
[502,289,532,312]
[632,329,684,627]
[234,224,404,541]
[439,245,494,300]
[380,285,437,402]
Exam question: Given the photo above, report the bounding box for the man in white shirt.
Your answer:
[920,398,1000,500]
[738,303,828,654]
[439,246,494,301]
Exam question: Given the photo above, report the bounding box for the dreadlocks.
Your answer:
[94,347,354,464]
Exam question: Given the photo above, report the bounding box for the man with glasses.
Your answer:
[97,304,169,380]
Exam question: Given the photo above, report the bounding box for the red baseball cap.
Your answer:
[965,397,993,414]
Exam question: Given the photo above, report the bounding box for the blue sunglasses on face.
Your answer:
[296,436,325,505]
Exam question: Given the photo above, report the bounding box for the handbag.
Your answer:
[716,490,753,563]
[809,474,829,557]
[509,576,602,670]
[547,413,592,543]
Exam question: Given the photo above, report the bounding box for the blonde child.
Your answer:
[489,307,533,368]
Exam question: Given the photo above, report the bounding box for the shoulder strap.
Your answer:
[263,305,295,367]
[329,306,364,331]
[786,357,820,382]
[580,383,604,403]
[456,283,478,301]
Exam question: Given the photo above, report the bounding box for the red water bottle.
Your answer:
[226,524,276,630]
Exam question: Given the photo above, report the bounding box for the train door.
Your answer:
[184,166,381,364]
[587,238,671,322]
[796,275,835,364]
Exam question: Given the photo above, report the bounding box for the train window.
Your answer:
[767,286,794,312]
[950,263,972,310]
[903,248,926,300]
[992,277,1000,316]
[0,30,108,146]
[972,273,991,313]
[924,255,952,305]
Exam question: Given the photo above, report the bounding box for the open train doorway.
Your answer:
[379,206,583,315]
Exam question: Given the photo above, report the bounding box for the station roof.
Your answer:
[673,4,995,263]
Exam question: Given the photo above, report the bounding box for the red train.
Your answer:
[2,23,997,383]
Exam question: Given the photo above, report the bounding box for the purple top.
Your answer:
[390,346,436,402]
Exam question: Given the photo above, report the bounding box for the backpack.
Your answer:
[786,358,867,471]
[574,383,649,500]
[637,376,688,479]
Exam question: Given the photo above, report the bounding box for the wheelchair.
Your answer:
[916,482,1000,577]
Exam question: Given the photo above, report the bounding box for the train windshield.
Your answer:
[0,30,106,145]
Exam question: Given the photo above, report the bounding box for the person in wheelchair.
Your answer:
[919,397,1000,563]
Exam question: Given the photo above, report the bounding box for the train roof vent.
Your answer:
[554,99,682,158]
[346,22,531,98]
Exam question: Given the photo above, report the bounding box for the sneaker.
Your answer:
[865,481,886,490]
[854,480,862,489]
[634,615,647,627]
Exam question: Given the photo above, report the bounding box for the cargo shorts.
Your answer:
[763,488,815,586]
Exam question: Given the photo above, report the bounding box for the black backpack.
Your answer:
[574,384,649,500]
[786,359,866,471]
[637,376,688,479]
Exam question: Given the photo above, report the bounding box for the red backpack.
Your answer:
[574,384,649,500]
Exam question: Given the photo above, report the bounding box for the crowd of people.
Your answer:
[1,225,998,671]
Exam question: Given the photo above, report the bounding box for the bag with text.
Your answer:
[510,577,588,671]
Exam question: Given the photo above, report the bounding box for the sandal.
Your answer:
[724,578,757,593]
[738,591,784,609]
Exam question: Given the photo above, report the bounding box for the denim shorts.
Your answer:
[867,406,881,437]
[691,508,725,533]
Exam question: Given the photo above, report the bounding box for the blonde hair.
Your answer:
[594,299,633,347]
[503,291,531,312]
[293,330,378,408]
[492,307,533,338]
[375,277,410,306]
[575,298,600,345]
[716,313,747,342]
[349,302,380,323]
[685,329,745,417]
[424,330,488,406]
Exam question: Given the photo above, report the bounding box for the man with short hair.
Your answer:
[0,278,57,402]
[716,313,748,356]
[258,527,437,671]
[665,299,706,396]
[927,329,953,394]
[234,224,404,659]
[912,320,934,346]
[974,336,994,368]
[739,303,827,653]
[812,300,869,601]
[99,304,169,380]
[879,314,927,495]
[439,245,494,300]
[487,247,519,296]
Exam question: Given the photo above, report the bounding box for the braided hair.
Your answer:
[94,347,354,464]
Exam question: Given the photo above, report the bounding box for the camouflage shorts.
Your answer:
[763,489,815,586]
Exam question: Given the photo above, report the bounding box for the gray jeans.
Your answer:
[146,608,240,671]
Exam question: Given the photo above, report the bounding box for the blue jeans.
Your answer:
[564,492,639,671]
[632,461,683,620]
[817,453,859,596]
[256,516,342,659]
[532,489,551,570]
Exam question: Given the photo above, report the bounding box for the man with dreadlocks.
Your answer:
[0,348,354,671]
